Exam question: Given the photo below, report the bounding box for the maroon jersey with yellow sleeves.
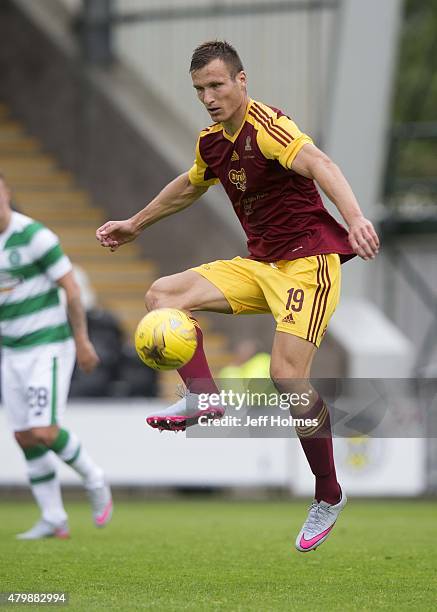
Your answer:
[188,99,355,263]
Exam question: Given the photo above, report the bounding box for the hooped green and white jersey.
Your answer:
[0,212,73,351]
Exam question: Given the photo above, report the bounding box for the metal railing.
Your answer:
[75,0,339,139]
[77,0,339,62]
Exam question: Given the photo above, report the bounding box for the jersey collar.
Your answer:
[221,98,254,143]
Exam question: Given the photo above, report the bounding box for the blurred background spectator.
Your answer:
[69,265,158,397]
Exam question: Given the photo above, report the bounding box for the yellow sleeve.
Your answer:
[188,136,220,187]
[256,115,313,169]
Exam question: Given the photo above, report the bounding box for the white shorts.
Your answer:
[1,339,76,432]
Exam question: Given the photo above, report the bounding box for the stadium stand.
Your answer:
[0,101,232,396]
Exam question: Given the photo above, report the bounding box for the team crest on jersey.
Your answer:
[229,168,247,191]
[8,250,21,266]
[245,136,252,151]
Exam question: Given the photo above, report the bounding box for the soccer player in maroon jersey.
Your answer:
[96,41,379,552]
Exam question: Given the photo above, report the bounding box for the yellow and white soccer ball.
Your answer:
[134,308,198,371]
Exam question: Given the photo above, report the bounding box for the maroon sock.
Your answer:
[177,319,218,395]
[294,396,340,505]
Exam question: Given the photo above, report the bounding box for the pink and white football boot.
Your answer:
[87,484,113,528]
[146,391,225,432]
[295,488,347,552]
[16,519,70,540]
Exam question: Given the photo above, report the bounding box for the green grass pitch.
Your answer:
[1,499,436,611]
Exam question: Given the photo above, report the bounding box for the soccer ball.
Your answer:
[134,308,198,371]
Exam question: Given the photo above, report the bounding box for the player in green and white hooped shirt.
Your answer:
[0,174,113,539]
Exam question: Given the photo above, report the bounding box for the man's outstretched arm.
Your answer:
[291,143,380,260]
[96,173,208,251]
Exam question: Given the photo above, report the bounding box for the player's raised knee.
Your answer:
[145,278,169,311]
[145,277,186,311]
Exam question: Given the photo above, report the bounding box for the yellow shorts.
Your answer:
[192,254,341,347]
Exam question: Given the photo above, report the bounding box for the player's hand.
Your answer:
[75,339,100,373]
[348,217,380,261]
[96,219,139,252]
